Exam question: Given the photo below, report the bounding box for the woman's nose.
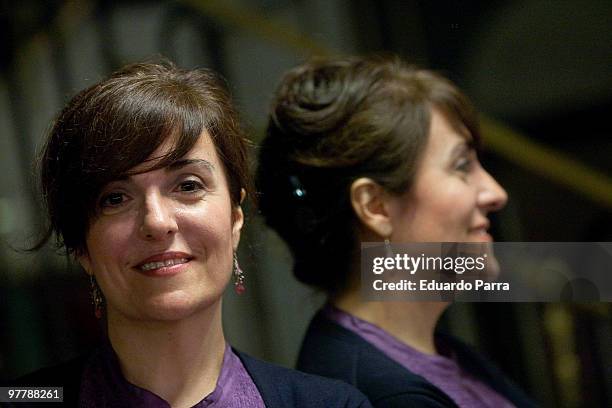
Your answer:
[138,192,178,240]
[477,168,508,213]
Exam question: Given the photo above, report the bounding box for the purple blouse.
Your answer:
[79,342,265,407]
[324,305,515,408]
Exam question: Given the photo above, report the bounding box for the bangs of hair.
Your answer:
[38,60,250,256]
[87,84,216,173]
[423,73,482,150]
[42,67,221,253]
[76,83,219,219]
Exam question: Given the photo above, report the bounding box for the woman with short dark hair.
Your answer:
[13,60,371,408]
[258,56,536,407]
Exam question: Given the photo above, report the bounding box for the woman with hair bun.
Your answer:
[257,56,537,407]
[9,60,371,408]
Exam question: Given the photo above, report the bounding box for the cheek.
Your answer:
[432,185,474,218]
[87,221,129,257]
[86,218,135,266]
[180,204,235,292]
[179,202,235,257]
[433,191,478,241]
[411,180,476,235]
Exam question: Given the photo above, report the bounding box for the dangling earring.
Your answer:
[384,238,394,258]
[90,275,104,319]
[233,253,246,295]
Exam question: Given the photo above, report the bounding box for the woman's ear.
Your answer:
[77,250,93,276]
[231,188,246,251]
[350,178,394,238]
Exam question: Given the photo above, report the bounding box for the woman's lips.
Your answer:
[468,223,493,242]
[139,260,190,277]
[135,252,193,277]
[469,229,493,242]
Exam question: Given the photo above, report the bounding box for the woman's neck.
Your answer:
[107,301,226,408]
[333,290,449,355]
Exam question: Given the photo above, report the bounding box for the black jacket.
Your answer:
[297,312,538,408]
[8,348,372,408]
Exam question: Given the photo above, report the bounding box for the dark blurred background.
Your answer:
[0,1,611,407]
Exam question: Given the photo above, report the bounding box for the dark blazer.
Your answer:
[297,312,538,408]
[8,348,372,408]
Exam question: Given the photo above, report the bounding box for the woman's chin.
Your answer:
[145,303,201,321]
[115,293,218,323]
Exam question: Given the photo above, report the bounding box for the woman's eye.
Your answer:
[100,192,126,207]
[177,180,204,193]
[455,157,474,173]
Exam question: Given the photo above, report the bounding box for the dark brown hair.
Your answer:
[257,55,480,294]
[37,60,252,255]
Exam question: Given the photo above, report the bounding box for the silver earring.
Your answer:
[233,253,245,295]
[384,238,394,258]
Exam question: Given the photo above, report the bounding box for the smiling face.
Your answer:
[388,109,507,243]
[79,130,243,322]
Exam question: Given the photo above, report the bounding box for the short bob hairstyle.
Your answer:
[257,55,480,294]
[37,60,251,255]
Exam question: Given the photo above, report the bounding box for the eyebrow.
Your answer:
[109,159,216,185]
[448,140,475,160]
[166,158,215,172]
[449,140,471,157]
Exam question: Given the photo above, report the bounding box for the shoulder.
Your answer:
[297,313,458,407]
[235,350,372,408]
[297,311,363,380]
[437,333,538,408]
